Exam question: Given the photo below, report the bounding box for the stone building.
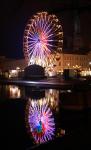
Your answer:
[0,51,91,75]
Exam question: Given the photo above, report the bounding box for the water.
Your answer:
[0,85,90,149]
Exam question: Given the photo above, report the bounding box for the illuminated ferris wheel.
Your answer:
[23,11,63,66]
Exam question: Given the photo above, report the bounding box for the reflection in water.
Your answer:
[25,88,60,110]
[25,89,65,145]
[9,85,21,98]
[45,89,59,111]
[0,84,89,149]
[26,101,55,144]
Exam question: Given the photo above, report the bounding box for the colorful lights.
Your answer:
[23,11,63,67]
[26,101,55,144]
[25,89,66,145]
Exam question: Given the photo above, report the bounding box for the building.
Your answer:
[0,51,91,78]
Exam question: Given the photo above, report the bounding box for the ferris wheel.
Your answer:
[23,11,63,66]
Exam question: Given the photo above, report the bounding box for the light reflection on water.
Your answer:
[0,85,65,146]
[0,85,60,110]
[0,85,25,99]
[26,101,55,144]
[25,88,65,144]
[0,85,90,149]
[9,85,21,98]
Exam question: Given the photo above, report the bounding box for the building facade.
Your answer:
[0,51,91,77]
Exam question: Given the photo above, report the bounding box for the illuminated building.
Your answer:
[0,51,91,77]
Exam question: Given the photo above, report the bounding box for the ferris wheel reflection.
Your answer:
[25,89,65,144]
[25,98,55,144]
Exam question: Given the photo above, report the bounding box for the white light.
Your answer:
[9,85,21,98]
[89,62,91,65]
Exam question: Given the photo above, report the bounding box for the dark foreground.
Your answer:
[0,84,91,150]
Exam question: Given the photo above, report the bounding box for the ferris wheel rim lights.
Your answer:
[23,11,63,66]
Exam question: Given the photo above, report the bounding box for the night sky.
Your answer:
[0,0,91,58]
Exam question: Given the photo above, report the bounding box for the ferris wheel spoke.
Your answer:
[28,34,37,40]
[44,39,54,42]
[39,17,44,29]
[45,25,55,35]
[28,42,37,48]
[28,45,36,53]
[28,40,36,45]
[29,31,39,38]
[31,24,35,32]
[44,23,52,34]
[28,40,37,44]
[28,46,34,53]
[28,49,33,56]
[42,19,49,31]
[47,33,54,38]
[28,39,38,44]
[45,43,54,47]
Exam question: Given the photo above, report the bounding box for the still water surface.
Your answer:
[0,85,90,149]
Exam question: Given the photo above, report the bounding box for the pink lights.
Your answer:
[26,102,55,144]
[23,11,63,67]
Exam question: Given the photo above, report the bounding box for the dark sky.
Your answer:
[0,0,91,58]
